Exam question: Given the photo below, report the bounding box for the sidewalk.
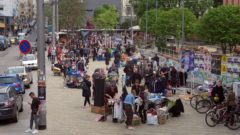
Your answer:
[39,59,239,135]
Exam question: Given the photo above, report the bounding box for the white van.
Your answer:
[17,33,26,44]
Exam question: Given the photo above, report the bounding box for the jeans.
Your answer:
[30,113,39,130]
[84,97,91,106]
[124,104,133,126]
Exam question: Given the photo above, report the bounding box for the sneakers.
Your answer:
[127,126,135,130]
[32,129,39,134]
[24,129,32,133]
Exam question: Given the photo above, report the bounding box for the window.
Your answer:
[0,5,3,11]
[9,89,15,98]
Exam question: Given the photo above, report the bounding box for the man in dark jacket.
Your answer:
[154,72,167,94]
[124,63,134,86]
[144,64,153,89]
[131,69,142,85]
[82,75,91,108]
[211,80,225,104]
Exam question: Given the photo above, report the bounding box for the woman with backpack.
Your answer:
[82,75,92,109]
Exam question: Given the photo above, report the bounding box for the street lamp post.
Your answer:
[156,0,158,21]
[181,0,185,49]
[131,5,133,45]
[56,0,59,32]
[145,0,148,46]
[52,0,56,48]
[36,0,46,130]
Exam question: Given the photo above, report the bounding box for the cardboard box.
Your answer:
[158,115,167,125]
[91,106,105,115]
[132,116,141,126]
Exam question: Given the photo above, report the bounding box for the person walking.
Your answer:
[82,75,92,108]
[124,90,136,130]
[25,92,41,134]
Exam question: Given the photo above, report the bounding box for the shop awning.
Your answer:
[0,22,5,28]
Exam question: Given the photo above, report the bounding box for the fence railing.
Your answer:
[158,47,179,59]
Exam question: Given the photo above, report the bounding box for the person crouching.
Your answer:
[124,90,136,130]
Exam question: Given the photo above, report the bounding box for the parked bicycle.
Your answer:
[205,103,240,130]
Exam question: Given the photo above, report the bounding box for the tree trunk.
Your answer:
[221,43,227,54]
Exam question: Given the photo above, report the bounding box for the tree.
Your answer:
[58,0,85,30]
[93,4,119,29]
[185,0,214,18]
[140,8,197,45]
[130,0,179,18]
[213,0,223,7]
[197,6,240,54]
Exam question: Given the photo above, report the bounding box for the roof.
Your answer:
[0,74,17,78]
[8,66,25,70]
[0,86,10,93]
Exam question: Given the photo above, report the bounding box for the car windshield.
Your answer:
[0,94,8,101]
[0,77,17,84]
[7,68,24,74]
[0,36,4,40]
[23,55,36,61]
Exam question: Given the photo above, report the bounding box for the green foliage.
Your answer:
[197,6,240,54]
[130,0,179,17]
[140,8,196,44]
[44,3,52,24]
[185,0,214,18]
[120,19,138,29]
[213,0,223,7]
[58,0,85,29]
[130,0,214,19]
[93,4,119,29]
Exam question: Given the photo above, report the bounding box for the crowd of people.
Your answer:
[45,32,239,130]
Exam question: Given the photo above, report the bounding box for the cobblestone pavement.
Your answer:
[38,58,239,135]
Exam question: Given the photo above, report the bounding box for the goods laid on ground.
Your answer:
[132,115,141,126]
[91,105,105,115]
[52,67,61,75]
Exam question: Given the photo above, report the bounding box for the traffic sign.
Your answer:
[19,40,32,55]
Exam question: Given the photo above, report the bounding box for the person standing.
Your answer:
[211,80,225,104]
[152,54,159,66]
[225,89,236,126]
[82,75,92,108]
[124,90,136,130]
[25,92,41,134]
[105,48,111,67]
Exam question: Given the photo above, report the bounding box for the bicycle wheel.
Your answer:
[227,113,240,130]
[190,95,203,109]
[196,99,211,114]
[205,110,218,127]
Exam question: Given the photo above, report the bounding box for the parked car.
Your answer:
[17,33,26,44]
[21,54,38,70]
[0,86,23,122]
[5,66,33,88]
[0,74,25,94]
[30,42,37,53]
[0,35,9,50]
[10,36,17,45]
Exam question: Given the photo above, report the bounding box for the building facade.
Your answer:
[121,0,136,23]
[223,0,240,5]
[0,0,18,35]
